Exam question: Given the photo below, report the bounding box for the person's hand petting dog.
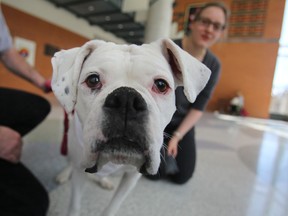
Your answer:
[0,126,23,163]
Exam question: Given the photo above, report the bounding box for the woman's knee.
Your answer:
[169,170,194,185]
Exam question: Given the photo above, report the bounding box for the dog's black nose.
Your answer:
[102,86,148,146]
[104,87,147,114]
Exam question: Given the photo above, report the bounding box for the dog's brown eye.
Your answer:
[85,74,102,90]
[153,79,169,94]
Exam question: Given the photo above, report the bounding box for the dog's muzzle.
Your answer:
[85,87,152,174]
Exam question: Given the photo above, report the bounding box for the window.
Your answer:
[272,0,288,95]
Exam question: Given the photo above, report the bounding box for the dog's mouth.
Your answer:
[84,87,156,174]
[84,137,150,174]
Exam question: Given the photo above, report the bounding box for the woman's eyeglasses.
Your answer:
[195,17,226,32]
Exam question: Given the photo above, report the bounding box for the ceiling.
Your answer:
[46,0,159,44]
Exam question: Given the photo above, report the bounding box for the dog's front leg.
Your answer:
[101,171,141,216]
[67,168,86,216]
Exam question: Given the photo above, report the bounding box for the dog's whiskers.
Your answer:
[163,132,172,139]
[160,152,165,161]
[162,143,168,151]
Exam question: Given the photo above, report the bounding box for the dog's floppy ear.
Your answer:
[51,40,104,113]
[159,38,211,103]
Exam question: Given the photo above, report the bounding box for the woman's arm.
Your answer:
[167,109,203,157]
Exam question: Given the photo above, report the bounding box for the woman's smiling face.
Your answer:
[189,6,226,49]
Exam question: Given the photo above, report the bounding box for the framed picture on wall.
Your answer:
[14,36,36,66]
[184,3,205,34]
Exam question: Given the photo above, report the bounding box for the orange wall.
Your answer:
[210,42,278,117]
[0,5,88,103]
[173,0,285,118]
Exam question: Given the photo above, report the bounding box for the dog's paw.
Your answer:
[56,165,73,184]
[87,174,115,190]
[99,177,115,190]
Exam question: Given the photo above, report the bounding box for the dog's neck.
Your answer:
[73,112,84,147]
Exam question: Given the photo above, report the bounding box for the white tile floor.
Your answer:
[22,106,288,216]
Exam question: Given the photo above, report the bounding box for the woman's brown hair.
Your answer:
[185,1,230,35]
[194,2,230,28]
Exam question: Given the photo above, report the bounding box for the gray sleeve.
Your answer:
[190,51,221,111]
[0,8,13,53]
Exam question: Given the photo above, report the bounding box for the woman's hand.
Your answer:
[0,126,23,163]
[167,136,179,158]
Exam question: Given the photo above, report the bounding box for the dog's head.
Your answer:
[51,39,210,175]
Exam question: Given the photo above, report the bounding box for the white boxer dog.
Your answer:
[51,38,210,216]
